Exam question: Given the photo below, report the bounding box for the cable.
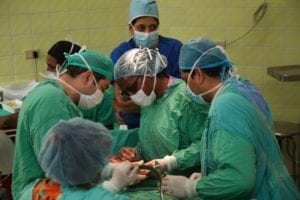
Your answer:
[227,0,268,47]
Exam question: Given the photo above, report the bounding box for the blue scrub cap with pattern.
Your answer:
[39,117,112,187]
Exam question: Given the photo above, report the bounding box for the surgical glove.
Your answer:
[147,155,176,172]
[162,174,199,198]
[102,161,146,193]
[101,162,118,180]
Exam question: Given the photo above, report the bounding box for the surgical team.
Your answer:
[11,0,300,200]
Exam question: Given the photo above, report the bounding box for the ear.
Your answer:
[81,71,94,85]
[129,25,134,36]
[194,68,205,84]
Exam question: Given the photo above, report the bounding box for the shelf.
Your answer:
[267,65,300,82]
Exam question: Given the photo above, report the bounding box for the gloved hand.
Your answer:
[145,155,177,172]
[102,161,147,193]
[102,160,144,180]
[161,175,188,198]
[162,173,200,198]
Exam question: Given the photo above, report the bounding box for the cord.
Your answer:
[227,0,268,47]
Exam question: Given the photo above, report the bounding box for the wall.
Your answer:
[0,0,299,123]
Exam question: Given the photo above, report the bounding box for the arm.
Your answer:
[196,131,256,199]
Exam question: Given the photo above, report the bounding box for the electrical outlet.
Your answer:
[216,40,226,49]
[24,49,39,59]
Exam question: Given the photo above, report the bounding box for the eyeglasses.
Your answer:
[120,77,141,98]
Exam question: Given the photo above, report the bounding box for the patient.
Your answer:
[19,118,145,200]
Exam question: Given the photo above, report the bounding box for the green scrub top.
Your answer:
[81,85,116,129]
[197,78,300,199]
[138,77,208,172]
[12,80,83,200]
[19,179,129,200]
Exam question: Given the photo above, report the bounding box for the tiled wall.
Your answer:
[0,0,299,123]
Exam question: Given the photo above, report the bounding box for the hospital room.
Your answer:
[0,0,299,199]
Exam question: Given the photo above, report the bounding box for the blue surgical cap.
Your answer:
[179,37,232,71]
[129,0,159,24]
[114,48,167,80]
[64,50,114,80]
[39,117,112,187]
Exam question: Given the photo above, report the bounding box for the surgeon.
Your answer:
[161,37,300,199]
[12,50,114,199]
[19,118,145,200]
[45,41,116,129]
[45,40,81,78]
[111,0,183,129]
[112,48,207,199]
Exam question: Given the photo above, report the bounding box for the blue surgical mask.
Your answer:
[186,83,223,105]
[133,30,159,48]
[187,86,208,105]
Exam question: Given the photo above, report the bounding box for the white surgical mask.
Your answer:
[58,53,104,109]
[44,71,56,79]
[130,75,157,107]
[133,30,159,48]
[77,88,103,109]
[59,78,104,109]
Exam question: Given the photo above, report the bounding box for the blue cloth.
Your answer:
[110,35,182,128]
[110,36,182,78]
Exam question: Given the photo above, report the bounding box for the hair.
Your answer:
[48,41,81,65]
[131,16,159,25]
[65,65,106,82]
[157,68,168,78]
[182,65,230,78]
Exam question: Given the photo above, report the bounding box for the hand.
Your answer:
[161,173,201,198]
[145,155,176,172]
[161,175,188,198]
[102,160,144,180]
[102,161,147,192]
[118,147,138,162]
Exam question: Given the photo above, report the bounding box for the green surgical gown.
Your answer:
[81,85,116,129]
[196,78,300,199]
[12,80,83,200]
[138,78,208,172]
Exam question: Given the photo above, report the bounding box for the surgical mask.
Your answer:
[58,53,104,109]
[77,88,103,109]
[44,71,56,79]
[187,83,222,105]
[130,75,157,107]
[133,30,159,48]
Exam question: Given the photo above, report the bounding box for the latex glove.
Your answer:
[101,160,144,180]
[102,161,147,193]
[101,162,118,180]
[146,155,177,172]
[162,174,200,198]
[161,175,188,198]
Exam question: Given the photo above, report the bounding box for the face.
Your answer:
[116,76,155,98]
[97,78,111,92]
[180,69,203,95]
[46,54,59,72]
[130,17,159,34]
[76,71,98,95]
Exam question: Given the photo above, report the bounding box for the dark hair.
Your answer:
[65,65,106,82]
[131,16,159,25]
[48,41,81,65]
[181,65,229,78]
[157,68,168,78]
